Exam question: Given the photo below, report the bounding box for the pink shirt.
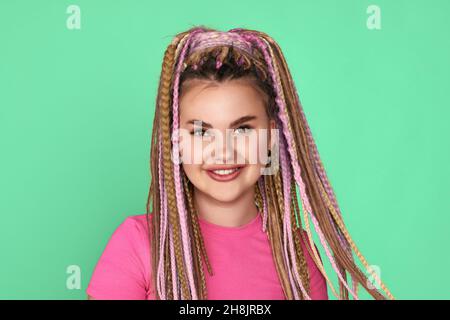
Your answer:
[86,212,328,300]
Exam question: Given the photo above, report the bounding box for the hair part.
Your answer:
[178,44,279,121]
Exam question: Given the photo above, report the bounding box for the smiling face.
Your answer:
[179,77,276,203]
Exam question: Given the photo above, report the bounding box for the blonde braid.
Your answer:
[291,179,340,299]
[273,170,300,298]
[183,175,214,299]
[265,174,294,299]
[317,181,395,300]
[159,41,190,299]
[290,199,310,296]
[257,32,381,299]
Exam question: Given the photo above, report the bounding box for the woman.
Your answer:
[86,26,394,300]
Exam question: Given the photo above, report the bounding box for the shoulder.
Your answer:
[86,213,155,299]
[122,213,152,236]
[96,213,154,263]
[113,213,154,256]
[109,213,152,244]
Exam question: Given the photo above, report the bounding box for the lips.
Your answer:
[205,165,245,182]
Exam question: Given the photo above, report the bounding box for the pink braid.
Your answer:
[282,216,299,299]
[157,134,168,299]
[240,32,356,298]
[274,31,357,295]
[168,225,179,299]
[281,169,300,299]
[309,212,358,299]
[171,27,206,300]
[278,140,297,298]
[233,27,357,298]
[292,88,358,296]
[257,177,268,232]
[280,137,311,299]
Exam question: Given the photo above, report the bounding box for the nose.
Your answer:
[211,130,235,164]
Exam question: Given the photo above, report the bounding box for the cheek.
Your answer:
[180,137,209,165]
[182,163,202,179]
[234,133,269,165]
[241,165,265,186]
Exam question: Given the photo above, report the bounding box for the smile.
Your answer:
[205,166,244,182]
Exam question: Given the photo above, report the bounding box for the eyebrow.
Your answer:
[186,115,258,128]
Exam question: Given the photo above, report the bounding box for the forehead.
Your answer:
[179,79,268,121]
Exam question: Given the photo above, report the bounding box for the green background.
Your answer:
[1,0,449,299]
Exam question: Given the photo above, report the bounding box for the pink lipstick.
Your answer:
[205,165,245,182]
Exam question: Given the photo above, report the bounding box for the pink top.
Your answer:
[86,212,328,300]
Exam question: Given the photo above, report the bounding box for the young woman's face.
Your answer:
[179,78,276,203]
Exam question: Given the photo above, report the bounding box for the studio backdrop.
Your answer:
[0,0,449,299]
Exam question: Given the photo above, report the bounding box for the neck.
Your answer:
[193,187,259,228]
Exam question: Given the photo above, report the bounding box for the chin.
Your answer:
[210,191,242,203]
[186,179,248,204]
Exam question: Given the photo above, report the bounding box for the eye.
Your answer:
[190,128,211,137]
[233,125,254,135]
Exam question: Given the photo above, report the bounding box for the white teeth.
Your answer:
[212,168,239,175]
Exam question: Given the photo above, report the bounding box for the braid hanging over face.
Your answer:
[146,26,395,300]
